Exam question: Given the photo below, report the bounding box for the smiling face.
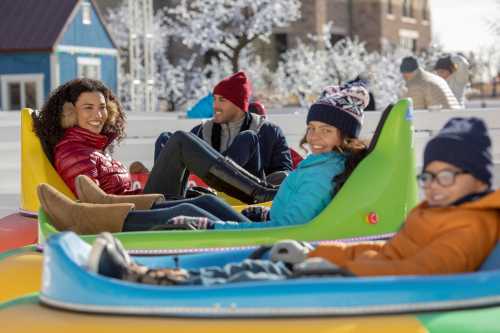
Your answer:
[213,94,245,124]
[422,161,488,207]
[74,91,107,134]
[306,121,342,154]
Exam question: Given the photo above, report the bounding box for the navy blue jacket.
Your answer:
[191,115,292,176]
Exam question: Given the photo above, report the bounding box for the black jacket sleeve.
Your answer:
[262,124,292,174]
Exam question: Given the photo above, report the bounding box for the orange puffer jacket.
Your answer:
[54,126,137,195]
[309,190,500,276]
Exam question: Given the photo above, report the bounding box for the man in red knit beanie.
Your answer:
[192,71,291,181]
[155,71,292,185]
[212,71,251,121]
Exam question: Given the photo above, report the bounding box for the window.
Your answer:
[8,82,21,110]
[399,29,419,52]
[422,0,429,21]
[402,0,413,18]
[82,2,91,25]
[412,38,417,52]
[77,57,101,80]
[387,0,393,15]
[0,74,44,111]
[400,37,417,52]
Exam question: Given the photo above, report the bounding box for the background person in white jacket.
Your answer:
[400,56,461,110]
[434,54,470,108]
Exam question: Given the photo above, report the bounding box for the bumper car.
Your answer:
[1,231,499,333]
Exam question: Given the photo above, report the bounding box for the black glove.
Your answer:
[241,206,271,222]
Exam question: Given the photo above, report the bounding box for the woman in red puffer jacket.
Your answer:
[33,78,135,195]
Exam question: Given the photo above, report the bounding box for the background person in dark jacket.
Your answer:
[155,71,292,182]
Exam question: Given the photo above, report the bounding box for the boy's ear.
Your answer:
[105,100,119,127]
[61,102,77,129]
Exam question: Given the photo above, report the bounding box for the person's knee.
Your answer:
[171,130,192,142]
[192,194,219,205]
[155,131,172,146]
[154,131,172,162]
[166,131,195,150]
[174,203,201,214]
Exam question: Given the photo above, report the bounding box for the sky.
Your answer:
[431,0,499,52]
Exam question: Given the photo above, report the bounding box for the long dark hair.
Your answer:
[299,130,368,194]
[32,78,126,164]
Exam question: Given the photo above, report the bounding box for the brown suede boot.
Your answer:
[37,184,134,234]
[75,175,165,210]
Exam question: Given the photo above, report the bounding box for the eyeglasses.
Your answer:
[417,170,468,188]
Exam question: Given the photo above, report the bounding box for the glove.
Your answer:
[292,258,355,277]
[154,216,215,230]
[270,240,314,265]
[241,206,270,222]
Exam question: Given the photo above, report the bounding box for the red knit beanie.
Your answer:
[213,71,251,112]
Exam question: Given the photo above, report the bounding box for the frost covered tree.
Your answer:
[366,40,408,110]
[273,22,437,110]
[165,0,301,72]
[274,23,372,106]
[274,41,329,106]
[107,2,199,111]
[178,47,276,111]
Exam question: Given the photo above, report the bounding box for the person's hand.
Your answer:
[151,216,215,230]
[129,161,149,174]
[292,257,355,277]
[270,240,314,264]
[241,206,270,221]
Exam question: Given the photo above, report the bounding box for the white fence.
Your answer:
[112,108,500,172]
[0,107,499,218]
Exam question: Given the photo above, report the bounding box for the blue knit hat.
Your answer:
[400,56,419,73]
[306,83,369,138]
[424,117,493,186]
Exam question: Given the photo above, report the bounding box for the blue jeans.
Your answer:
[153,195,249,222]
[180,259,293,286]
[123,195,250,231]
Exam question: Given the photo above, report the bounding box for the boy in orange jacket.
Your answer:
[87,117,499,284]
[307,116,499,276]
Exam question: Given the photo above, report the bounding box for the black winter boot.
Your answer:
[203,157,278,204]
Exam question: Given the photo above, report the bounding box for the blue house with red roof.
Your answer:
[0,0,118,111]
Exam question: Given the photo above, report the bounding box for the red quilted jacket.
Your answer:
[54,127,138,195]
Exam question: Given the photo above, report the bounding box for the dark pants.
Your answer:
[123,195,250,232]
[145,131,222,197]
[181,260,293,286]
[153,130,263,178]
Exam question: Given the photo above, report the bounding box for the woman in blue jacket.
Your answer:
[38,83,369,233]
[202,82,369,230]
